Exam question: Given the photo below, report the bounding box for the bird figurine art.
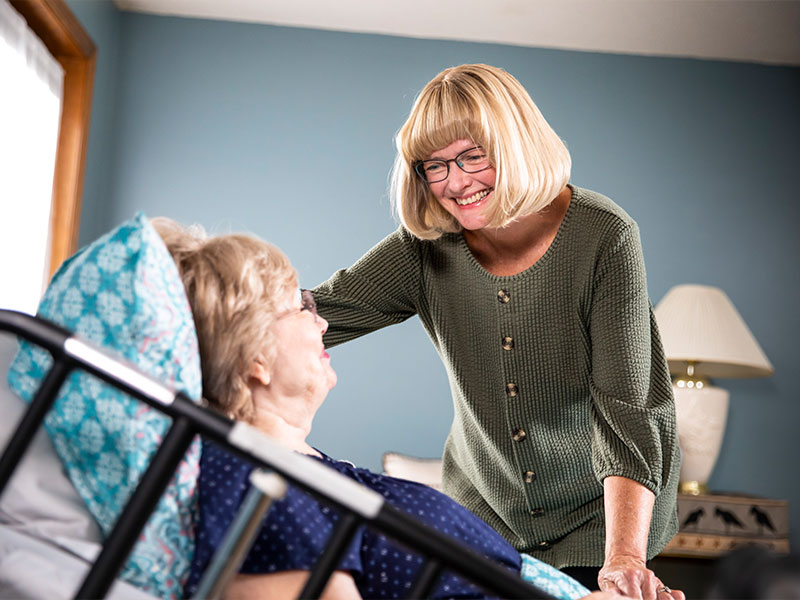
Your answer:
[715,507,745,534]
[682,507,705,530]
[750,506,776,535]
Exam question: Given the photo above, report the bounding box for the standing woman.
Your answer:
[313,64,680,598]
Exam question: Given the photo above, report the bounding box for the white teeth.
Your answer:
[455,189,490,206]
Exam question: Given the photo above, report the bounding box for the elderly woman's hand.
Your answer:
[598,555,685,600]
[583,592,635,600]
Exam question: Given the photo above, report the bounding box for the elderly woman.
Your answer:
[151,218,636,600]
[312,63,682,599]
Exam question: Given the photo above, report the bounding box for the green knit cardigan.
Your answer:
[313,186,680,568]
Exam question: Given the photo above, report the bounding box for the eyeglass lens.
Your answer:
[301,290,318,319]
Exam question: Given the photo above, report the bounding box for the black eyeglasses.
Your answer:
[414,146,492,183]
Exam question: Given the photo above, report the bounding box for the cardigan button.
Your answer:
[502,336,514,350]
[497,289,510,303]
[523,470,536,484]
[512,428,526,442]
[530,507,545,518]
[505,383,518,397]
[537,541,552,550]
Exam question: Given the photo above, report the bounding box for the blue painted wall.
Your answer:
[66,0,121,249]
[69,4,800,549]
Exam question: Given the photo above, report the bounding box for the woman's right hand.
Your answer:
[585,590,685,600]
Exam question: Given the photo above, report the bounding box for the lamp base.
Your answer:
[673,383,729,493]
[678,480,709,495]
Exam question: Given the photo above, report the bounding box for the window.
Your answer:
[0,0,94,314]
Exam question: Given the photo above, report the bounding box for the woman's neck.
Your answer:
[463,185,571,277]
[249,391,321,457]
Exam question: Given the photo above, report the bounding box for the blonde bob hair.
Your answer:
[391,63,571,239]
[152,217,297,423]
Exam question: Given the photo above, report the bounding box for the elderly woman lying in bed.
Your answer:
[153,218,657,600]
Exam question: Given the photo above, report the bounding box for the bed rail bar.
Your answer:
[0,310,553,600]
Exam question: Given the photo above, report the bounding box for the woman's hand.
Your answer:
[584,592,636,600]
[598,555,685,600]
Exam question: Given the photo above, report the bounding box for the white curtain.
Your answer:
[0,0,64,315]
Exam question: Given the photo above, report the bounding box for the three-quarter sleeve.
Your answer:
[312,228,424,347]
[588,222,679,494]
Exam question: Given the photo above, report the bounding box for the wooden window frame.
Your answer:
[10,0,95,276]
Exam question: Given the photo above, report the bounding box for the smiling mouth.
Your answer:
[455,188,491,206]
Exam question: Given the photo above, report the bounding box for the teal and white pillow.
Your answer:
[7,212,202,599]
[520,554,591,600]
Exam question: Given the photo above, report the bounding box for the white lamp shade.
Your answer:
[654,284,773,379]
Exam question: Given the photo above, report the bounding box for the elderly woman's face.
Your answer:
[425,139,497,232]
[265,288,336,407]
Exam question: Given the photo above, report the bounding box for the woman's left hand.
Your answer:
[598,555,685,600]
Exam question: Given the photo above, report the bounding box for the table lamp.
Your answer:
[654,284,773,495]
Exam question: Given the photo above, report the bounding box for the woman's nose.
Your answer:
[447,166,471,190]
[318,315,329,335]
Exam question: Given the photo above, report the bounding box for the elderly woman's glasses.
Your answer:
[279,290,319,322]
[300,289,318,321]
[414,146,492,183]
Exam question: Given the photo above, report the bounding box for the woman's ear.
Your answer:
[249,354,271,387]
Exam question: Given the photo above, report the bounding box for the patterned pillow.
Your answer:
[520,554,590,600]
[7,212,202,599]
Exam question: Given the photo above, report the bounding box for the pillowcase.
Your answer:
[520,554,590,600]
[7,213,202,600]
[382,452,443,491]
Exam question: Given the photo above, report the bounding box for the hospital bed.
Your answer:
[0,308,553,599]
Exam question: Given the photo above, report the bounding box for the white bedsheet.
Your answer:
[0,525,155,600]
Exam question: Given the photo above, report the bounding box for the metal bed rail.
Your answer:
[0,310,554,599]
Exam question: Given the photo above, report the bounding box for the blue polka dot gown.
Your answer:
[185,442,522,599]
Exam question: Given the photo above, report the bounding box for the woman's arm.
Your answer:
[227,570,362,600]
[313,228,423,347]
[586,219,682,598]
[599,476,684,600]
[599,476,654,596]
